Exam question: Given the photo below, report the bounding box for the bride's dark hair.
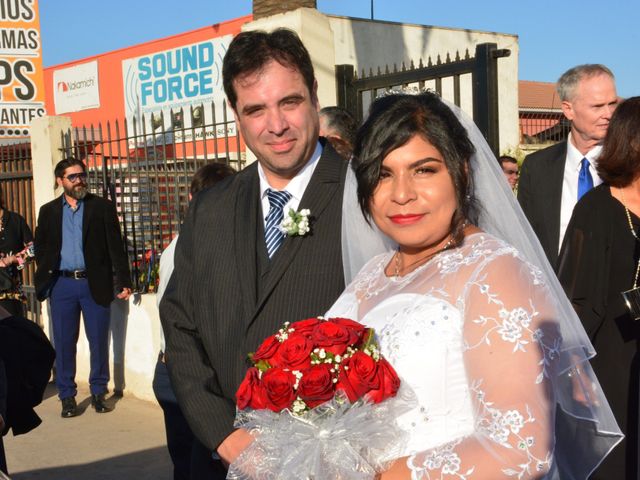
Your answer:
[353,92,477,246]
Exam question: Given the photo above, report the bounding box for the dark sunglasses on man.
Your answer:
[64,172,88,182]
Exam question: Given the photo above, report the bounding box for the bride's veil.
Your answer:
[340,94,623,478]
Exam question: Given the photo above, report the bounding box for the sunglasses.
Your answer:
[64,172,88,182]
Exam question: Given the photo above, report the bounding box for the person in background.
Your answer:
[0,189,34,318]
[154,162,235,480]
[558,96,640,480]
[498,155,519,190]
[34,158,132,418]
[518,64,618,267]
[319,106,357,159]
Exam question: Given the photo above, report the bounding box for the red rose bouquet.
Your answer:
[228,317,412,480]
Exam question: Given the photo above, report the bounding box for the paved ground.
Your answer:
[4,383,173,479]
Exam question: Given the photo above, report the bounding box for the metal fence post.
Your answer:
[335,65,358,119]
[473,43,510,156]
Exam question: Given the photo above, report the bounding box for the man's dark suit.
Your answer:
[34,192,132,307]
[160,143,347,451]
[34,192,131,399]
[517,140,568,268]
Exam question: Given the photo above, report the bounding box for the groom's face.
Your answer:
[232,60,320,190]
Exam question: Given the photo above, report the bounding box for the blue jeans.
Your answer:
[50,277,111,399]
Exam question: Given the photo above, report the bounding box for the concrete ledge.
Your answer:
[47,293,162,403]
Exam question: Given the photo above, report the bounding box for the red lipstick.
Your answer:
[389,214,424,225]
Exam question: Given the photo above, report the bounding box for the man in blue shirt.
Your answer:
[34,158,132,418]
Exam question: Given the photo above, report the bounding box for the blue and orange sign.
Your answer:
[0,0,45,139]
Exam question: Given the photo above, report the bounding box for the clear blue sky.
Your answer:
[39,0,638,98]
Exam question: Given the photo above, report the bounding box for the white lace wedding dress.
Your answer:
[327,232,561,479]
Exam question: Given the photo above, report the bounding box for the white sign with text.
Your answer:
[121,35,235,144]
[53,60,100,114]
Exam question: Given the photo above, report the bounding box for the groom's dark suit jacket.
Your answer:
[160,142,347,450]
[517,140,568,268]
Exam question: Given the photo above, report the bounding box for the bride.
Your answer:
[327,92,622,479]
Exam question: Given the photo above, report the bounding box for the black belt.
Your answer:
[57,270,87,279]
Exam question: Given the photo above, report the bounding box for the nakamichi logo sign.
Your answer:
[53,60,100,114]
[57,77,96,93]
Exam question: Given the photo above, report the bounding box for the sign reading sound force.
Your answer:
[122,35,234,145]
[0,0,45,139]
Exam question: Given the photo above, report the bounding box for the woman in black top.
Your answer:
[558,96,640,480]
[0,189,34,318]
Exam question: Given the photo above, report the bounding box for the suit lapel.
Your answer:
[234,169,260,317]
[249,144,344,324]
[51,196,64,251]
[545,141,567,255]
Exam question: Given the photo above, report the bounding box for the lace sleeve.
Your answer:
[407,252,558,479]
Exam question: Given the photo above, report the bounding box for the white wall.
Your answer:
[75,294,162,402]
[328,16,520,153]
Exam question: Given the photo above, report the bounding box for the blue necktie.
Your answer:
[264,189,292,259]
[578,157,594,201]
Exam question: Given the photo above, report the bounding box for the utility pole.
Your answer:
[371,0,374,19]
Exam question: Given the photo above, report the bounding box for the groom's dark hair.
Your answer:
[353,92,477,246]
[222,28,316,110]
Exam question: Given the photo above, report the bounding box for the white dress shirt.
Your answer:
[558,133,603,250]
[258,141,322,224]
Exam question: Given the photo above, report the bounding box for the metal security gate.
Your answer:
[60,100,244,293]
[336,43,510,155]
[0,141,40,324]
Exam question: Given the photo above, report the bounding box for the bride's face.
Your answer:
[371,134,457,253]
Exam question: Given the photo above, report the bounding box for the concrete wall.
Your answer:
[328,16,520,153]
[244,8,337,109]
[253,0,316,19]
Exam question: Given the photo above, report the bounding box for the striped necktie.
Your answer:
[264,189,292,258]
[577,157,594,200]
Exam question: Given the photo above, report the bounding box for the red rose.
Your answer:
[366,358,401,404]
[337,351,380,402]
[262,367,297,412]
[312,321,353,355]
[290,318,322,338]
[329,318,366,345]
[236,367,267,410]
[276,333,313,370]
[252,334,281,367]
[297,364,336,408]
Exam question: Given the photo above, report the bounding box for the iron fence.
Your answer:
[519,110,570,145]
[0,141,40,324]
[60,100,244,293]
[336,43,511,155]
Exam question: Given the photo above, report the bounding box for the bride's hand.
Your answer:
[217,428,254,467]
[378,458,411,479]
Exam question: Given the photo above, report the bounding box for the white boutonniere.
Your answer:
[279,208,311,236]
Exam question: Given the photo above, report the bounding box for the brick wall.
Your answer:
[253,0,317,19]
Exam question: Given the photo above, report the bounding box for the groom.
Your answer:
[160,28,348,469]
